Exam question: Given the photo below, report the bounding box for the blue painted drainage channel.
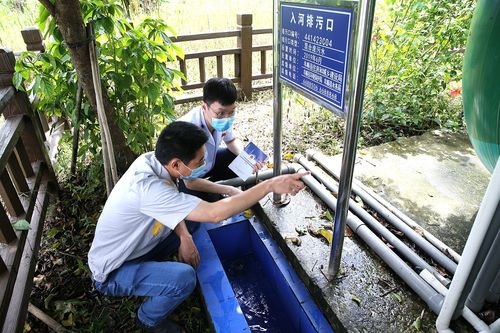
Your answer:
[193,214,334,332]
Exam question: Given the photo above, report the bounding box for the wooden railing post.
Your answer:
[237,14,253,100]
[20,27,45,52]
[0,49,15,89]
[0,48,56,186]
[0,48,43,164]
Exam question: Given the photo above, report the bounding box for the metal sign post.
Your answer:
[328,0,377,277]
[273,0,285,204]
[273,0,377,278]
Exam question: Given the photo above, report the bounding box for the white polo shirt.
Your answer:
[179,106,235,175]
[88,152,202,282]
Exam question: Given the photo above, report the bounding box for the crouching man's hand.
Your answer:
[174,221,200,268]
[178,234,200,268]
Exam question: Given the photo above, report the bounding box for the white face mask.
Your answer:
[211,117,234,132]
[178,161,206,180]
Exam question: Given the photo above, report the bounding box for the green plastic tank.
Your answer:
[463,0,500,173]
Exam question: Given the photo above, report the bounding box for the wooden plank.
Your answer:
[2,180,49,333]
[0,204,15,244]
[179,59,187,85]
[260,50,266,74]
[216,56,223,78]
[171,30,239,42]
[0,163,43,327]
[253,83,273,91]
[0,87,15,115]
[252,74,273,80]
[0,115,25,174]
[252,45,272,52]
[37,113,49,133]
[7,154,30,194]
[0,170,24,217]
[9,92,57,188]
[14,140,34,178]
[27,303,65,333]
[177,77,240,92]
[198,57,206,83]
[0,229,23,326]
[174,95,203,105]
[184,48,240,60]
[234,54,241,78]
[253,28,272,35]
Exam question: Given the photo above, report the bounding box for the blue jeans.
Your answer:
[179,147,237,202]
[93,222,200,327]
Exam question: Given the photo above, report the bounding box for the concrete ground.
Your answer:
[254,129,492,332]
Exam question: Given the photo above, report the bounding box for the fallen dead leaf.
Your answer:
[319,229,333,244]
[351,295,362,306]
[285,235,302,246]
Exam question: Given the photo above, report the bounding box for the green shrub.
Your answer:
[14,0,183,158]
[363,0,474,143]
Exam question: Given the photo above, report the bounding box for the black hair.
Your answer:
[203,77,237,106]
[155,121,208,165]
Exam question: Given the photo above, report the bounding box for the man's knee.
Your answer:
[169,263,196,297]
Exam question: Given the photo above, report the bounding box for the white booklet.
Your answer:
[229,142,268,181]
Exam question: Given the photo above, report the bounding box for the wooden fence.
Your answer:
[0,48,57,333]
[172,14,273,104]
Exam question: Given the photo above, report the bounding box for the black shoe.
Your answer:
[136,317,184,333]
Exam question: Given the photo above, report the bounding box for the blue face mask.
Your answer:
[180,161,206,180]
[211,117,234,132]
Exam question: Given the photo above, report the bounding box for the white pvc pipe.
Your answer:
[436,159,500,333]
[306,149,461,263]
[490,318,500,333]
[420,270,490,332]
[295,154,450,286]
[350,166,461,263]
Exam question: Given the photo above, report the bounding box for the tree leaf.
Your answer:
[147,82,161,103]
[319,229,332,244]
[145,59,155,76]
[283,151,294,160]
[390,292,402,303]
[13,72,24,90]
[321,209,333,222]
[12,219,31,231]
[61,312,75,327]
[243,209,254,218]
[412,317,422,331]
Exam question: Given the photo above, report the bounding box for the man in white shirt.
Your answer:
[88,121,307,333]
[179,78,261,201]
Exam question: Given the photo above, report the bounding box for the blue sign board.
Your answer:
[279,3,353,114]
